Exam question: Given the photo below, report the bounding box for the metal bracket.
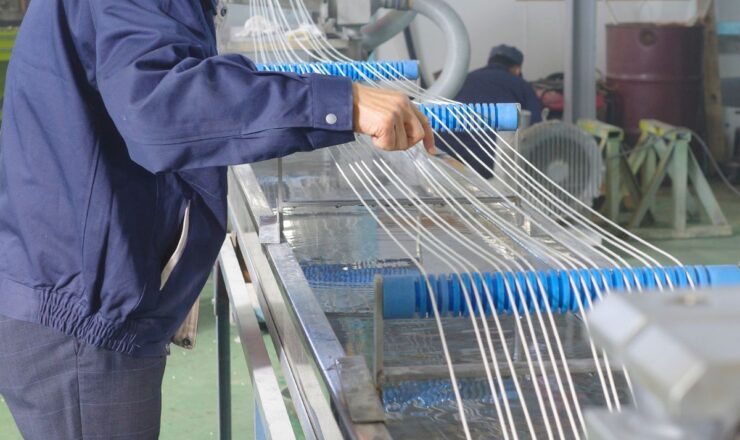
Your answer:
[258,215,281,245]
[336,356,386,424]
[252,158,285,245]
[586,288,740,439]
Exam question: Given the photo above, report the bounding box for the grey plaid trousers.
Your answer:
[0,314,167,440]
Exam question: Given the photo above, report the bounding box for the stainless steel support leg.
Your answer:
[564,0,597,122]
[374,275,385,385]
[671,139,689,232]
[277,158,284,240]
[215,265,232,440]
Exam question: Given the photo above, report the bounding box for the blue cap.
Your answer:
[401,60,420,81]
[489,45,524,66]
[495,103,520,131]
[706,264,740,287]
[383,275,418,319]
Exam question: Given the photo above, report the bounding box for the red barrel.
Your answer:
[607,23,703,143]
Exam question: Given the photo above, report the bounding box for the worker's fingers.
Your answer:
[422,122,436,154]
[411,106,436,154]
[394,113,409,150]
[403,106,426,148]
[373,123,396,150]
[352,83,432,152]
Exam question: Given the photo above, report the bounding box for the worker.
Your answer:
[457,44,544,122]
[0,1,434,439]
[438,44,544,179]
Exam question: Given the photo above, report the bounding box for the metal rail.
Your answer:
[217,239,297,440]
[280,195,517,209]
[382,359,610,382]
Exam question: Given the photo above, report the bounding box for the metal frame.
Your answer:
[220,164,392,440]
[219,158,547,438]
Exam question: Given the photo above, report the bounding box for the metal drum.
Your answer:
[607,23,704,143]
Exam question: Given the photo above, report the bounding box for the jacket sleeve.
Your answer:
[522,81,544,124]
[91,0,355,173]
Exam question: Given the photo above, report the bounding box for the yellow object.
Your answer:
[0,28,18,62]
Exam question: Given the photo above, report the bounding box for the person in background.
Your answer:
[438,44,544,179]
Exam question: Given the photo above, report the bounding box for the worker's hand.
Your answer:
[352,83,435,154]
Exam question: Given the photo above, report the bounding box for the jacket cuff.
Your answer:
[309,74,354,132]
[305,129,356,151]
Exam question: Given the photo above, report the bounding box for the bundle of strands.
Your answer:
[237,1,740,438]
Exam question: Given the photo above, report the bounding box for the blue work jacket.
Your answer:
[0,0,355,356]
[456,63,543,123]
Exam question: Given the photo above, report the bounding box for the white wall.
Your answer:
[377,0,697,83]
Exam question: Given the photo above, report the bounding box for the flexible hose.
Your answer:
[407,0,470,99]
[368,0,471,99]
[361,10,417,52]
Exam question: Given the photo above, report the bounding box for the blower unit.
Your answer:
[515,121,603,213]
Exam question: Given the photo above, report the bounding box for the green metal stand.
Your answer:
[580,119,731,239]
[626,120,732,239]
[578,119,643,223]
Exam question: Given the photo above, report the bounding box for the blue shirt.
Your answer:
[439,63,543,179]
[0,0,355,356]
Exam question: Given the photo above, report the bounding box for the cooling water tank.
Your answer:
[607,23,704,144]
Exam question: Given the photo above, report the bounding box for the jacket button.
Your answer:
[325,113,338,125]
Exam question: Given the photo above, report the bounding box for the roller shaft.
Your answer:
[418,103,520,132]
[256,60,419,81]
[382,265,740,319]
[257,62,519,132]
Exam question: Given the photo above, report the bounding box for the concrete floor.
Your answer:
[0,186,738,439]
[645,186,740,265]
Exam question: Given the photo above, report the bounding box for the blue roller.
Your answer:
[382,265,740,319]
[418,103,520,132]
[256,60,419,81]
[257,61,519,132]
[300,261,419,286]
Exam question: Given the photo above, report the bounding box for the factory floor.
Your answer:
[0,186,738,439]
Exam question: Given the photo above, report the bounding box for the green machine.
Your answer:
[580,119,732,239]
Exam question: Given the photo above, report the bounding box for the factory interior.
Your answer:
[2,0,740,439]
